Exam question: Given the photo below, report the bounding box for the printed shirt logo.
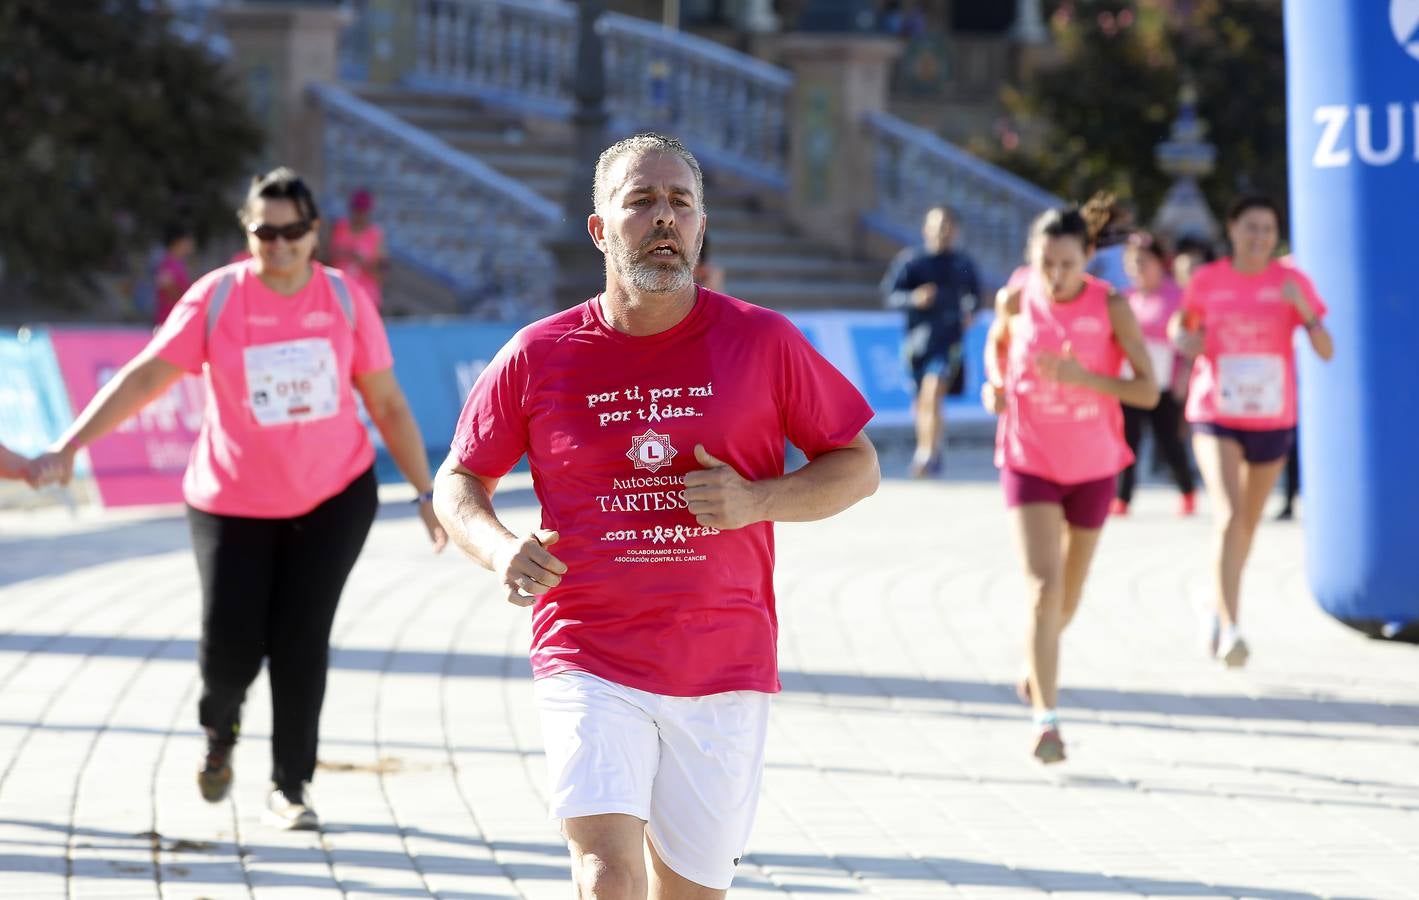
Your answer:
[1393,0,1419,60]
[302,310,335,329]
[627,429,677,473]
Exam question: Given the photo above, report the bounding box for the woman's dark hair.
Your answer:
[1029,201,1110,252]
[1174,234,1217,263]
[1126,230,1169,263]
[238,167,320,225]
[1226,194,1280,225]
[162,223,193,248]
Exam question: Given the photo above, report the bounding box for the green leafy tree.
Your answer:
[0,0,263,309]
[986,0,1285,220]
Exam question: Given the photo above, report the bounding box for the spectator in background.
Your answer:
[329,189,388,311]
[882,205,982,477]
[693,232,726,292]
[154,225,197,327]
[1083,192,1135,292]
[1171,234,1216,290]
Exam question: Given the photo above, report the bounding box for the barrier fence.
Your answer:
[1,313,992,507]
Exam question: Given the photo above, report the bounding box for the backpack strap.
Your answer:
[204,267,356,344]
[325,268,357,330]
[204,272,237,340]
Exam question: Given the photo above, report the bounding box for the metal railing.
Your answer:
[403,0,790,186]
[863,111,1060,286]
[309,83,562,320]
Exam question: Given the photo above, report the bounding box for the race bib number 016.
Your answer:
[1217,353,1283,418]
[244,338,340,426]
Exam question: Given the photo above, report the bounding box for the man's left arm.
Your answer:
[684,433,879,530]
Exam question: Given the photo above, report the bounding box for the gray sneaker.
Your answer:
[265,784,318,831]
[197,734,234,803]
[1219,634,1250,668]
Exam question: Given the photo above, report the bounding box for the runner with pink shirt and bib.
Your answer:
[1168,195,1334,668]
[983,201,1160,764]
[1111,231,1197,517]
[34,169,445,831]
[434,134,879,897]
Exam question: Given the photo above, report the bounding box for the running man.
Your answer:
[983,205,1159,763]
[1169,195,1333,667]
[33,168,445,829]
[881,205,982,477]
[433,132,879,897]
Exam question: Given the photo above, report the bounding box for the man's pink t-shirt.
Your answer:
[451,289,874,697]
[996,274,1133,484]
[149,261,393,518]
[1182,259,1327,430]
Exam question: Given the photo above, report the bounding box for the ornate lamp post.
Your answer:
[1152,82,1219,242]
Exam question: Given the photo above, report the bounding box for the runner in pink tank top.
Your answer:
[982,201,1159,764]
[1167,196,1333,669]
[329,189,387,310]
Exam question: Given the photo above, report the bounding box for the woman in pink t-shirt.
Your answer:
[328,189,387,311]
[35,168,445,830]
[982,203,1159,764]
[1112,231,1196,517]
[1168,195,1334,668]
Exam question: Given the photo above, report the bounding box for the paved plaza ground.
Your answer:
[1,445,1417,899]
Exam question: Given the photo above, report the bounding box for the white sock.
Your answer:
[1034,708,1059,728]
[1221,623,1241,645]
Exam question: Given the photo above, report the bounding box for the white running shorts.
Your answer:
[533,670,772,890]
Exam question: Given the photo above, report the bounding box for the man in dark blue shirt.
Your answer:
[881,206,982,476]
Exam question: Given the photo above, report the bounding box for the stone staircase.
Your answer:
[351,84,890,314]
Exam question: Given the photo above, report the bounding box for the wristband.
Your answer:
[1304,317,1322,331]
[412,490,434,505]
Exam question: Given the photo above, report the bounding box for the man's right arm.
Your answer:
[881,250,917,309]
[433,452,566,607]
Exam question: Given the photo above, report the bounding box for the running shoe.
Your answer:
[1109,498,1129,516]
[1032,726,1066,764]
[1218,633,1250,669]
[197,732,234,804]
[265,784,319,831]
[1179,492,1197,517]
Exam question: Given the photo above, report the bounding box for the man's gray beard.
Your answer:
[606,231,698,294]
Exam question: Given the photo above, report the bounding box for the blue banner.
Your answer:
[0,331,72,457]
[1286,2,1419,632]
[369,320,519,481]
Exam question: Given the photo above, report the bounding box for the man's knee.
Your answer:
[565,814,647,900]
[571,850,645,900]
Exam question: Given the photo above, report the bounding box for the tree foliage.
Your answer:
[0,0,263,305]
[987,0,1285,221]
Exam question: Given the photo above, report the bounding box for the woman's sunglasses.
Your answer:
[248,221,313,242]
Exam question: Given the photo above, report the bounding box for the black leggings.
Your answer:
[186,467,378,791]
[1117,393,1195,503]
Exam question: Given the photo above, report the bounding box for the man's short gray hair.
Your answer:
[593,133,704,213]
